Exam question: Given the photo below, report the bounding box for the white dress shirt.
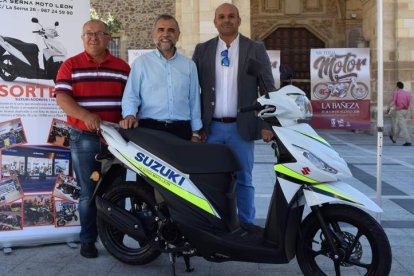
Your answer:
[214,35,240,118]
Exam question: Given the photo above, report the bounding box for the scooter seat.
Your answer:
[4,37,39,54]
[119,127,241,174]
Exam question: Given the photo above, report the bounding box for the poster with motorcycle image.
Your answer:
[53,174,80,203]
[310,48,371,129]
[54,200,79,228]
[0,0,90,246]
[0,177,24,231]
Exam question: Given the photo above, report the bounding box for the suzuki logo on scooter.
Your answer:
[134,152,185,186]
[301,167,311,175]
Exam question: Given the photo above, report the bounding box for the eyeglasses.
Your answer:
[221,49,230,67]
[82,31,110,38]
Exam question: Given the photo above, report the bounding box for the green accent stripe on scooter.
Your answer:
[295,131,332,148]
[307,184,361,205]
[274,164,318,184]
[275,164,361,205]
[121,153,218,217]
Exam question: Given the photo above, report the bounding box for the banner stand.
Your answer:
[0,0,89,249]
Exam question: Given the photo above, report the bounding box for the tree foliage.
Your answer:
[90,8,122,34]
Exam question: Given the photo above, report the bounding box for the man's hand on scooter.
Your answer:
[261,129,274,142]
[119,115,139,129]
[84,112,102,133]
[198,129,207,143]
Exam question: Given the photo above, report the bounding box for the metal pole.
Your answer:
[376,0,384,222]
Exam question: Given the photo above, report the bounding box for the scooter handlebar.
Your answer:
[239,102,263,113]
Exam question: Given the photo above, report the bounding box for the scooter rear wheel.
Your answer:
[97,181,161,265]
[313,83,330,100]
[0,55,18,82]
[296,204,391,275]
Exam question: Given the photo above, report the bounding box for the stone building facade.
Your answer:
[90,0,175,59]
[91,0,414,112]
[360,0,414,101]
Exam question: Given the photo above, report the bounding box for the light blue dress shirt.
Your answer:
[122,49,202,131]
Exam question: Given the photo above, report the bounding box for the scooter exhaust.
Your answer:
[95,196,148,241]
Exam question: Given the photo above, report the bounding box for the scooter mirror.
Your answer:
[279,65,294,87]
[246,58,263,77]
[280,65,293,83]
[32,18,39,23]
[247,58,270,99]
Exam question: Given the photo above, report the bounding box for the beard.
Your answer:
[155,39,176,52]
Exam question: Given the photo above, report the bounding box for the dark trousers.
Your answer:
[139,119,192,140]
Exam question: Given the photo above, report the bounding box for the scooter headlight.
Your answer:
[45,29,58,37]
[293,145,337,174]
[288,94,313,119]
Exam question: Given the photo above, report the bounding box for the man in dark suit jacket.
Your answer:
[192,3,275,224]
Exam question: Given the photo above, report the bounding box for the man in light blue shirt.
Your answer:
[120,14,202,141]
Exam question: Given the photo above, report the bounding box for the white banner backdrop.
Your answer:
[266,50,281,89]
[128,49,154,66]
[0,0,90,248]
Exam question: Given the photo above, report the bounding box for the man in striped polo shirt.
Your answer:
[54,19,130,258]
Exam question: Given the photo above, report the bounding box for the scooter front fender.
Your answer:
[303,181,383,213]
[91,164,126,201]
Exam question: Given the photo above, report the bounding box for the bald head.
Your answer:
[214,3,241,40]
[215,3,240,19]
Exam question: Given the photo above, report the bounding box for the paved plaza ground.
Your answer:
[1,129,413,275]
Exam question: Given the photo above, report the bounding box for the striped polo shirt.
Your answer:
[54,50,130,131]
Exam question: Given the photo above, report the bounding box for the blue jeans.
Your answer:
[206,121,255,223]
[69,128,104,243]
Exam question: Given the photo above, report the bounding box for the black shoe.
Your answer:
[80,243,98,258]
[240,222,263,234]
[402,142,412,146]
[389,135,396,143]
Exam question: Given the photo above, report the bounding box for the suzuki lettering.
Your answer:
[134,151,185,186]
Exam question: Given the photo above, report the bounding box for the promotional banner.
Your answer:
[310,48,371,129]
[127,49,154,66]
[0,0,89,248]
[266,50,281,89]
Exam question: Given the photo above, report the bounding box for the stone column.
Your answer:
[176,0,200,57]
[395,0,414,91]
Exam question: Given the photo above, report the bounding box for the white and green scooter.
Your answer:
[92,61,391,276]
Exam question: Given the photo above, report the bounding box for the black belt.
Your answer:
[212,117,237,123]
[70,127,99,136]
[140,119,190,128]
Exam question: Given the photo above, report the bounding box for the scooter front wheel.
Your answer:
[351,82,369,100]
[296,204,391,275]
[97,181,161,265]
[56,218,65,227]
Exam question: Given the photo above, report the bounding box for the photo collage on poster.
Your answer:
[0,118,80,231]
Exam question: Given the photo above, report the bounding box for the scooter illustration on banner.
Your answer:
[91,60,391,275]
[0,17,66,82]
